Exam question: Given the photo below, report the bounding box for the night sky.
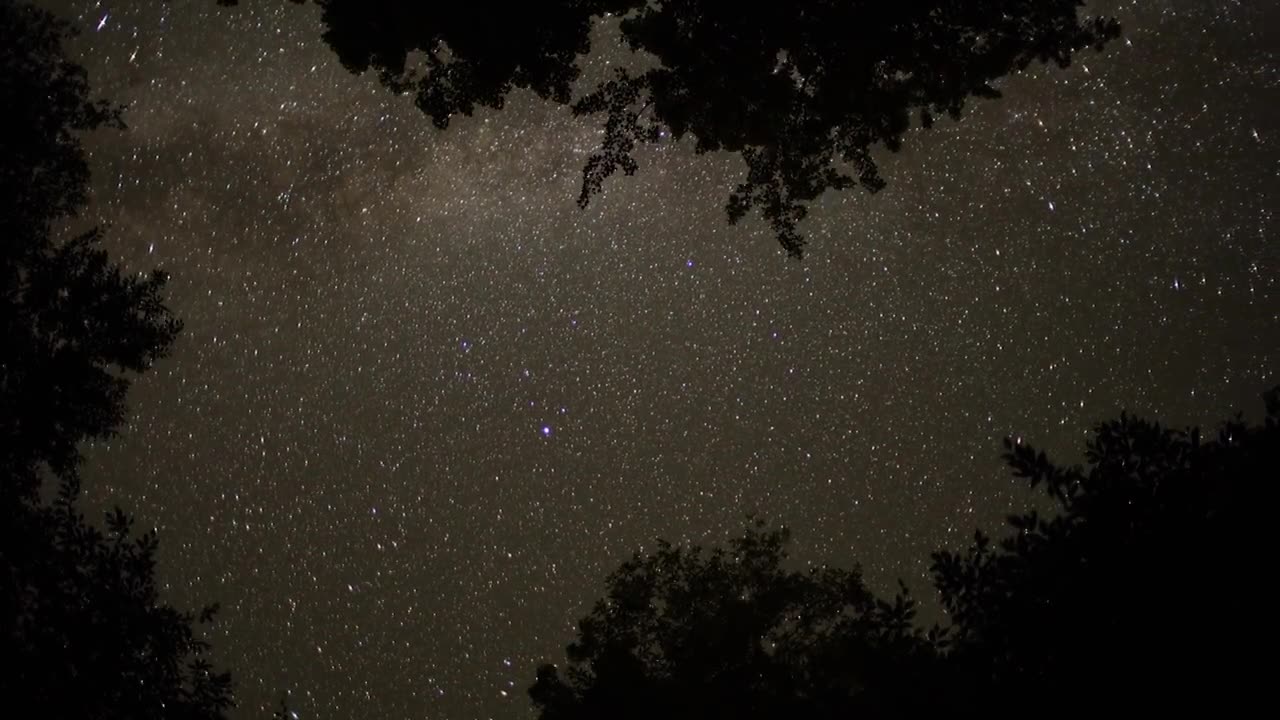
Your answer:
[37,0,1277,717]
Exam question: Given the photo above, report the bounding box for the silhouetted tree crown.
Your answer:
[1,477,234,719]
[0,2,118,236]
[2,4,232,717]
[529,521,941,719]
[930,388,1276,713]
[218,0,1119,256]
[1,1,181,494]
[533,389,1277,716]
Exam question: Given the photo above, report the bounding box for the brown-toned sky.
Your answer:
[39,1,1278,717]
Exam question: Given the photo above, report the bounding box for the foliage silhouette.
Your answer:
[930,388,1277,713]
[2,4,233,717]
[1,1,181,496]
[529,521,941,719]
[217,0,1119,257]
[1,476,234,719]
[533,389,1277,715]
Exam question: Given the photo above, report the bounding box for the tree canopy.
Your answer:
[218,0,1120,256]
[0,477,234,719]
[930,389,1276,713]
[2,4,232,717]
[1,1,181,495]
[533,389,1277,716]
[529,521,941,719]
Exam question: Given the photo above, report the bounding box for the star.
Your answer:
[48,0,1276,717]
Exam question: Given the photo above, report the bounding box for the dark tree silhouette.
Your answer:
[217,1,1119,257]
[1,1,181,495]
[1,476,234,719]
[528,521,941,719]
[931,389,1278,713]
[534,390,1276,715]
[2,4,233,717]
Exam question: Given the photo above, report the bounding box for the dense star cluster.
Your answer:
[34,0,1276,718]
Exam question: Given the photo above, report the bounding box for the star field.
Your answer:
[37,0,1278,718]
